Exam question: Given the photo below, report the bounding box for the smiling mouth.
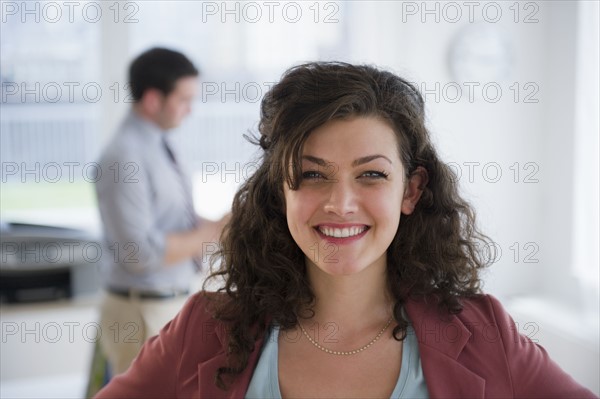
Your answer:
[317,226,369,238]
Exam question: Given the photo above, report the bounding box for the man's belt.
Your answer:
[106,286,189,300]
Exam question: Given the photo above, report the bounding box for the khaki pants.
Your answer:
[99,292,188,375]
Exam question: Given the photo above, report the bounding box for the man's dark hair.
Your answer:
[128,47,199,102]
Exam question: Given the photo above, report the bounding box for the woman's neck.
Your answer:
[304,259,393,328]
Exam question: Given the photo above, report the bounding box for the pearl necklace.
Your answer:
[299,316,394,356]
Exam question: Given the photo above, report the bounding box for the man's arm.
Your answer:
[163,214,229,266]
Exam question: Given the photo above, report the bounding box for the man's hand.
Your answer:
[163,213,230,267]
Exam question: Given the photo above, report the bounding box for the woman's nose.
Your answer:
[323,180,358,216]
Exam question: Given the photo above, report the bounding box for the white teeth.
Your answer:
[319,226,367,238]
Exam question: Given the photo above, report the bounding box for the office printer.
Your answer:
[0,222,101,303]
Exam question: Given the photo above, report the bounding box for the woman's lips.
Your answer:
[314,224,370,244]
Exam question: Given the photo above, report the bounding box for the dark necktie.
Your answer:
[162,137,203,270]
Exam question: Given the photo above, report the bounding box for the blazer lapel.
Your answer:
[405,299,486,398]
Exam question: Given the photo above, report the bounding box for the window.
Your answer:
[1,2,101,226]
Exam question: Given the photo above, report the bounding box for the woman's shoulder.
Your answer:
[457,292,504,314]
[187,290,227,304]
[406,292,513,328]
[150,290,232,370]
[173,291,231,344]
[181,290,229,324]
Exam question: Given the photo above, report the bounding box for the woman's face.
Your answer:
[284,116,422,277]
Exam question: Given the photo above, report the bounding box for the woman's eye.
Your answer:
[361,170,389,179]
[302,171,324,180]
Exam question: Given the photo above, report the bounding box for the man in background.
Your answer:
[94,48,225,376]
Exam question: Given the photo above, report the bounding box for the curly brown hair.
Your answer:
[204,61,490,389]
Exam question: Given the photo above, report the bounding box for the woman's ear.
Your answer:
[401,166,429,215]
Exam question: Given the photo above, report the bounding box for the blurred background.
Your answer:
[1,0,598,397]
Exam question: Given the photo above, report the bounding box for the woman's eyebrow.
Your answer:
[302,154,392,167]
[352,155,392,166]
[301,155,328,166]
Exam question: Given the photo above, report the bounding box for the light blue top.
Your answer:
[246,322,429,398]
[95,110,196,291]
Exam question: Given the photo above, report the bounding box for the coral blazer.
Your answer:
[95,292,597,398]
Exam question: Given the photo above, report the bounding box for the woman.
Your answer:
[95,62,596,398]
